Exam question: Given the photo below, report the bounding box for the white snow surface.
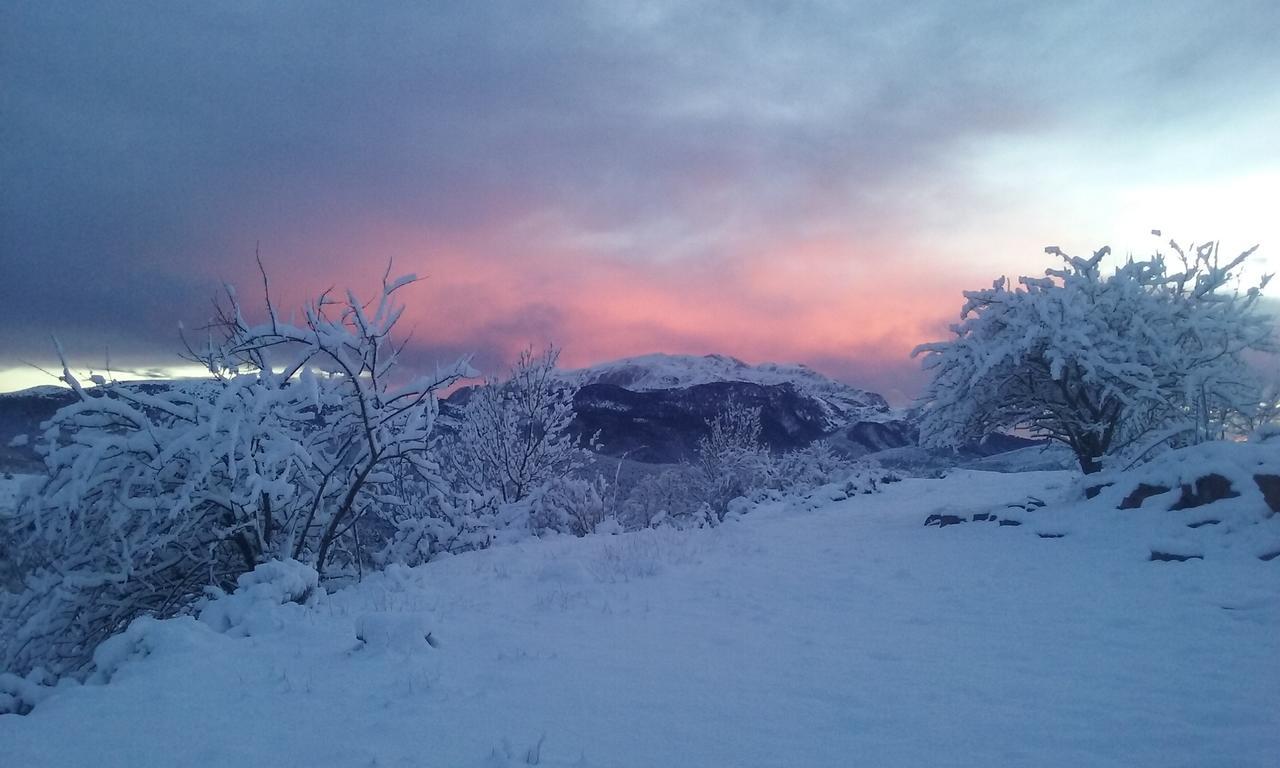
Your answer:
[2,469,1278,767]
[564,353,894,426]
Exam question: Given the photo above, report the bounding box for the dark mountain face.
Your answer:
[843,420,918,453]
[568,385,1043,465]
[570,381,837,463]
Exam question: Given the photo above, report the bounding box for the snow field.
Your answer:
[1,470,1277,767]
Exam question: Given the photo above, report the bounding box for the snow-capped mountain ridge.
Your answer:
[563,353,893,431]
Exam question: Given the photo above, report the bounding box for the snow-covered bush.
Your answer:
[787,462,899,511]
[378,345,618,559]
[774,442,850,491]
[380,484,499,567]
[617,466,698,529]
[448,346,596,505]
[197,559,319,637]
[690,402,775,523]
[614,414,872,530]
[395,344,607,544]
[529,475,612,536]
[915,239,1274,474]
[0,270,466,679]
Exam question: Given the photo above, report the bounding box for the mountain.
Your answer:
[563,354,893,432]
[555,354,915,463]
[436,354,910,464]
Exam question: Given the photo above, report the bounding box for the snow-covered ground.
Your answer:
[2,470,1278,767]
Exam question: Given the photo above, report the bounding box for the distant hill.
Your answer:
[0,386,74,471]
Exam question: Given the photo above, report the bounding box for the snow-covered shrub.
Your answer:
[617,466,699,529]
[402,344,608,544]
[690,402,775,523]
[197,559,319,636]
[380,485,499,567]
[529,475,612,536]
[788,462,898,511]
[615,434,873,530]
[774,442,853,491]
[0,270,466,680]
[449,345,596,504]
[915,238,1274,474]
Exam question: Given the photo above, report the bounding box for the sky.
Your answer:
[3,1,1279,402]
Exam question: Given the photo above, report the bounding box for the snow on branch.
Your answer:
[914,237,1275,474]
[2,268,468,681]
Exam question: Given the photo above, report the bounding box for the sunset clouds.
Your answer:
[3,1,1278,399]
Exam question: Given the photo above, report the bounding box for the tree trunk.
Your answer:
[1077,452,1102,475]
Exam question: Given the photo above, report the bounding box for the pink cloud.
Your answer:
[201,209,974,403]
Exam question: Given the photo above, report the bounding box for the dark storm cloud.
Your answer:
[2,0,1277,388]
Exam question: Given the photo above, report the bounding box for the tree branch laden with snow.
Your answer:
[913,239,1274,474]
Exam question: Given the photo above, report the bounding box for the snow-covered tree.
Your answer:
[381,345,607,558]
[448,345,594,505]
[914,239,1274,474]
[1,269,467,677]
[618,466,694,529]
[690,401,775,523]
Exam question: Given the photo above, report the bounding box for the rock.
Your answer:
[1170,474,1238,510]
[1037,533,1065,539]
[1186,519,1220,529]
[998,519,1022,527]
[1006,496,1047,512]
[1253,474,1280,514]
[1120,474,1244,512]
[1149,551,1203,562]
[1120,483,1170,509]
[924,514,966,527]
